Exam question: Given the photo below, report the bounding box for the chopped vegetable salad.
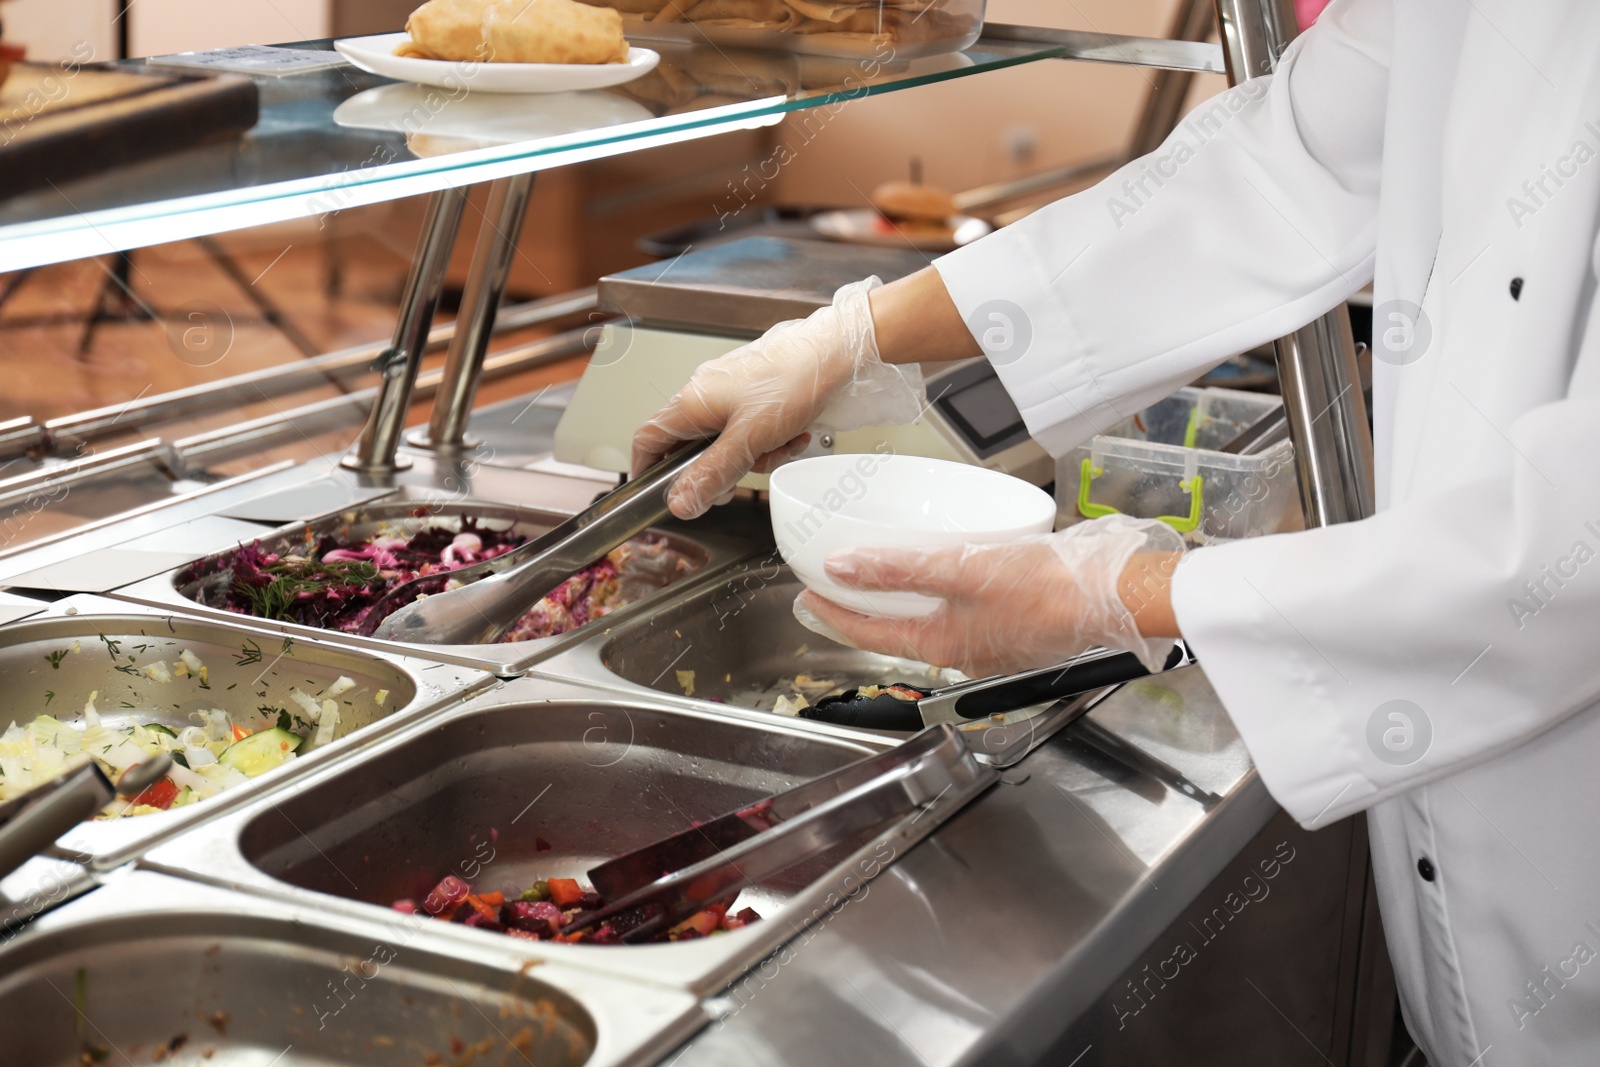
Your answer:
[0,646,366,818]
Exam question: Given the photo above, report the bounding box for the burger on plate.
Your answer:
[870,179,957,237]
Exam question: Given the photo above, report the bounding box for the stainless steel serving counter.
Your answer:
[0,0,1389,1053]
[0,399,1388,1066]
[668,671,1361,1066]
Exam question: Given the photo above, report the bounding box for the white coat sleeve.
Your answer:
[933,0,1391,456]
[1171,395,1600,827]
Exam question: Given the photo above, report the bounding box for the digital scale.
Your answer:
[554,237,1053,487]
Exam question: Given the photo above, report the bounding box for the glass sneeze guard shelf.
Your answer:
[0,30,1221,272]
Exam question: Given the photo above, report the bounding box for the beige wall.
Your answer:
[3,0,116,63]
[3,0,330,60]
[773,0,1227,206]
[126,0,331,56]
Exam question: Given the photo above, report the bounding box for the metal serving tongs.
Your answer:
[0,754,173,881]
[562,723,993,942]
[361,440,713,644]
[799,641,1196,731]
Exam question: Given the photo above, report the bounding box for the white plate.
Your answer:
[333,83,652,156]
[333,32,659,94]
[810,208,992,253]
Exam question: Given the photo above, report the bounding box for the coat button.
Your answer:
[1418,857,1436,882]
[1510,277,1524,300]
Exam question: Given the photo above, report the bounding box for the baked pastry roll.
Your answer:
[401,0,630,65]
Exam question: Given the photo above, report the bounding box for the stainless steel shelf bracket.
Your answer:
[343,186,469,476]
[981,23,1224,74]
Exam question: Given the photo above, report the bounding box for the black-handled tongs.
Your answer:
[562,723,994,942]
[0,755,172,881]
[798,641,1196,731]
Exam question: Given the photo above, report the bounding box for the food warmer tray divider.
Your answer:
[3,548,214,596]
[139,675,996,997]
[529,659,1105,771]
[0,854,99,930]
[515,670,916,753]
[0,462,301,591]
[0,869,708,1067]
[0,590,48,627]
[107,487,759,677]
[0,453,615,596]
[0,594,494,872]
[213,476,400,524]
[526,556,1117,767]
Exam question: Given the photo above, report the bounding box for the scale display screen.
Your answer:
[933,361,1030,459]
[947,376,1019,442]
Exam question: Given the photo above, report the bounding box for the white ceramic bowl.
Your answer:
[769,453,1056,618]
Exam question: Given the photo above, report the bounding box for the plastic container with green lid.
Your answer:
[1055,386,1299,545]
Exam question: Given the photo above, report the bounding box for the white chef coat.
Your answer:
[935,1,1600,1063]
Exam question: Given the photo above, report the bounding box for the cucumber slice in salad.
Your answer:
[218,728,302,777]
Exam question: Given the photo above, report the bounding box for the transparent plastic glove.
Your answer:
[631,276,924,520]
[793,515,1186,677]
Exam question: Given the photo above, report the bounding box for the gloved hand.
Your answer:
[793,515,1187,677]
[631,277,925,520]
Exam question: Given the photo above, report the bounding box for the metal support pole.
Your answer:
[955,1,1215,223]
[1212,0,1375,526]
[1274,308,1376,522]
[1129,0,1219,157]
[960,1,1212,218]
[344,186,468,476]
[418,173,538,453]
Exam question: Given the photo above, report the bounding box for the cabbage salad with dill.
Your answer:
[0,640,389,817]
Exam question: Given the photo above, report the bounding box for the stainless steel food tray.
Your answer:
[0,870,704,1067]
[531,556,1100,766]
[141,676,996,995]
[111,489,754,676]
[0,595,492,871]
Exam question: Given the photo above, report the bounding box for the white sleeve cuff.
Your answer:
[1171,538,1380,828]
[933,238,1126,458]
